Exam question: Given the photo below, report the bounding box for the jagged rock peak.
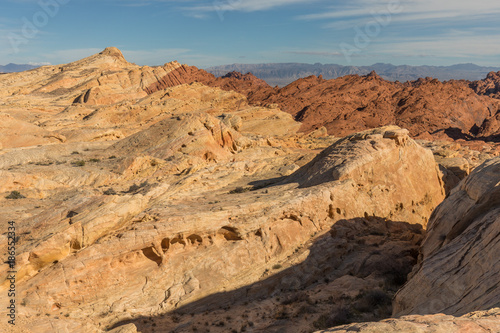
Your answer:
[486,71,500,80]
[99,47,126,60]
[366,70,382,79]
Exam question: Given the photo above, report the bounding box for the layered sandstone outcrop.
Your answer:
[393,157,500,317]
[1,121,444,332]
[316,308,500,333]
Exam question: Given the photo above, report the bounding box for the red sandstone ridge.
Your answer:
[144,64,214,94]
[470,71,500,99]
[246,73,401,137]
[210,71,270,96]
[144,65,271,96]
[53,47,496,144]
[243,73,500,141]
[142,62,500,143]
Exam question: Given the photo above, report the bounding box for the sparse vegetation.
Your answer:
[72,160,85,167]
[353,289,392,313]
[229,186,250,194]
[272,264,282,270]
[109,155,117,159]
[125,181,148,194]
[6,191,25,199]
[313,307,353,330]
[126,184,141,193]
[89,158,101,163]
[103,188,117,195]
[35,161,54,166]
[71,151,80,155]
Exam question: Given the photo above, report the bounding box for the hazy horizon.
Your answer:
[1,0,499,68]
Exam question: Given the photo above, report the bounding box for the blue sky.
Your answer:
[1,0,499,68]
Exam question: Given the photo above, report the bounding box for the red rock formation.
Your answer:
[470,71,500,99]
[245,73,500,140]
[210,71,270,96]
[145,65,500,142]
[144,64,214,94]
[144,66,270,97]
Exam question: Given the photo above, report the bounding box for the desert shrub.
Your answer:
[35,161,54,166]
[313,307,353,330]
[126,184,141,193]
[281,291,312,305]
[6,191,25,199]
[296,304,317,316]
[103,188,117,195]
[71,151,80,155]
[274,308,289,320]
[272,264,282,270]
[89,158,100,163]
[353,289,392,313]
[229,187,250,194]
[72,160,85,167]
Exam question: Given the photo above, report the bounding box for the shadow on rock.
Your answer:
[109,217,425,333]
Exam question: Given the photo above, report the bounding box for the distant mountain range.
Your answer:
[0,63,39,73]
[205,63,500,86]
[4,61,499,86]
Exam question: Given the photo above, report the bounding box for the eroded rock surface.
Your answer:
[316,308,500,333]
[393,157,500,316]
[1,48,498,333]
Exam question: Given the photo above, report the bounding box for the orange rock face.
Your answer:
[471,71,500,99]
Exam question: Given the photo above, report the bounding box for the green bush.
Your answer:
[6,191,25,199]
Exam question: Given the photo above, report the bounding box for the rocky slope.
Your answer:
[244,74,500,142]
[0,48,499,333]
[318,156,500,333]
[0,122,445,332]
[316,308,500,333]
[393,157,500,317]
[8,46,496,146]
[148,62,500,145]
[471,71,500,99]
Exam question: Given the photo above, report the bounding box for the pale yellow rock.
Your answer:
[316,308,500,333]
[393,157,500,316]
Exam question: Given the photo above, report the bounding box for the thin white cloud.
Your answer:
[294,0,500,65]
[112,0,317,13]
[379,34,500,58]
[299,0,500,22]
[186,0,316,13]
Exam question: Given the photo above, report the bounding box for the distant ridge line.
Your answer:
[205,62,500,86]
